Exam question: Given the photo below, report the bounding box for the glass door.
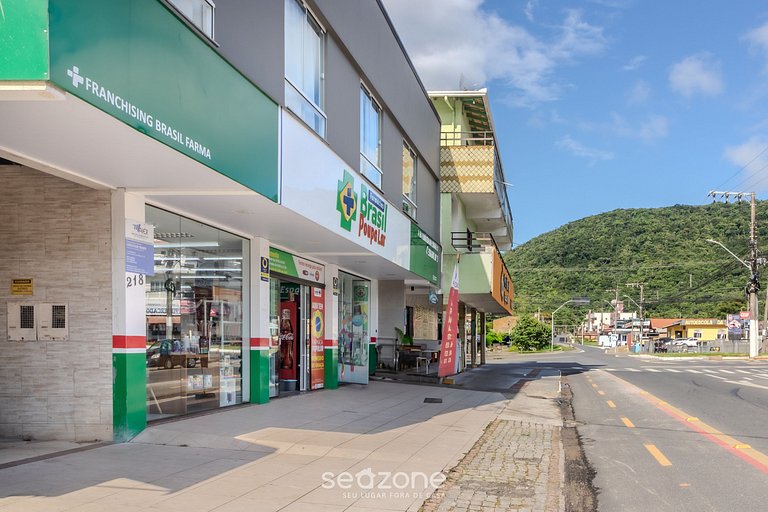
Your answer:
[299,285,311,391]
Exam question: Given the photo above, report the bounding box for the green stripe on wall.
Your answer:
[324,348,338,389]
[250,350,270,404]
[112,352,146,441]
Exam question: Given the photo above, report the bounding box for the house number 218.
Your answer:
[126,274,145,287]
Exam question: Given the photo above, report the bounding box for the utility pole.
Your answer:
[626,282,646,352]
[605,287,620,339]
[708,190,760,357]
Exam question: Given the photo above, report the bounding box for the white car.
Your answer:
[674,337,700,348]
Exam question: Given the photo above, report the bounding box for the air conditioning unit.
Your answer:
[37,303,69,340]
[7,302,37,341]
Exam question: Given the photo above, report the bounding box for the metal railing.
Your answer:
[440,130,496,146]
[451,231,500,254]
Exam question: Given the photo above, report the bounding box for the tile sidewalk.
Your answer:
[0,370,564,512]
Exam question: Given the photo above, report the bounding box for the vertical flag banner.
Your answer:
[439,256,460,377]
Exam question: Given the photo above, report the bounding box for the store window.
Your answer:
[145,206,247,420]
[338,272,370,383]
[402,142,417,218]
[167,0,215,39]
[360,86,382,187]
[285,0,326,137]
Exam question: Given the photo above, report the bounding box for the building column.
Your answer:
[111,190,147,441]
[458,302,466,372]
[249,237,271,404]
[480,311,486,365]
[324,265,339,389]
[469,307,477,367]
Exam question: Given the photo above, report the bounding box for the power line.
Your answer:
[713,143,768,192]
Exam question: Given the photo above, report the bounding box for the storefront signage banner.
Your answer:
[281,112,410,269]
[409,223,440,285]
[269,247,324,284]
[491,250,513,315]
[48,0,279,201]
[125,219,154,275]
[439,259,460,378]
[310,288,325,390]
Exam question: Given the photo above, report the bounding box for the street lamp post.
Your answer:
[551,298,590,352]
[624,294,644,352]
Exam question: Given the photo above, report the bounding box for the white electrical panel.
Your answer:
[7,302,37,341]
[37,303,69,340]
[6,302,69,341]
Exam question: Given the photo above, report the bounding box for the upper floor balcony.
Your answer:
[446,230,513,315]
[439,130,513,251]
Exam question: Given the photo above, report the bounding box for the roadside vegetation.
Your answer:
[505,202,768,322]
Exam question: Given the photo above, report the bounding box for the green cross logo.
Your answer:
[336,170,357,231]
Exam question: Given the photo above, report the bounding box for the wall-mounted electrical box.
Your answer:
[6,302,69,341]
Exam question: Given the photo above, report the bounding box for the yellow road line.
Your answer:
[604,372,768,474]
[621,417,635,428]
[644,443,672,466]
[592,383,598,388]
[606,400,616,408]
[598,390,605,396]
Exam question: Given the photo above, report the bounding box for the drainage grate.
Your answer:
[423,397,443,403]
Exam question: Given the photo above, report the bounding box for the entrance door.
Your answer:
[271,278,323,393]
[298,285,311,391]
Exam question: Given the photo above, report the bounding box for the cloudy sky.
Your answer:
[382,0,768,245]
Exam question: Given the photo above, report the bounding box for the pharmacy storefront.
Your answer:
[144,206,250,420]
[280,111,441,388]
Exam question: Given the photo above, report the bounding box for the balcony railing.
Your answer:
[441,130,514,243]
[451,230,500,254]
[440,130,496,146]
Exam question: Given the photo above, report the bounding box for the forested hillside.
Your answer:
[504,201,768,323]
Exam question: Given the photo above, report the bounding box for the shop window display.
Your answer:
[338,272,369,383]
[145,206,247,420]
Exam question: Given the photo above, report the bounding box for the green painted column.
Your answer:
[324,342,338,389]
[112,337,147,441]
[249,339,271,404]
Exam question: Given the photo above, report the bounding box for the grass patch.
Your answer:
[635,352,747,358]
[508,344,575,353]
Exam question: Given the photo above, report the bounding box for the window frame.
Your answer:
[359,84,383,188]
[167,0,216,41]
[284,0,327,138]
[401,141,417,219]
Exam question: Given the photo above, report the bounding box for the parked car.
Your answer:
[146,339,199,369]
[654,337,673,353]
[671,337,701,351]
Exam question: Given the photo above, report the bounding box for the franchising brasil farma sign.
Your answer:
[47,0,279,201]
[336,170,388,247]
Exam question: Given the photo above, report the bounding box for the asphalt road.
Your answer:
[548,345,768,511]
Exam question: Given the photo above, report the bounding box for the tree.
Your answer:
[510,315,551,351]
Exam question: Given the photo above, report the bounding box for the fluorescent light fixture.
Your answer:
[202,257,243,261]
[154,242,220,248]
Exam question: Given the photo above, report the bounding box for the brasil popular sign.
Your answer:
[336,170,388,247]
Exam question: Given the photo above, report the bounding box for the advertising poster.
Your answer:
[439,259,460,378]
[310,287,325,390]
[278,301,297,381]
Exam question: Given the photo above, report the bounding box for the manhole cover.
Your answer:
[424,397,443,403]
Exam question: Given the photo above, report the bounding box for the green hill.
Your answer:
[504,201,768,322]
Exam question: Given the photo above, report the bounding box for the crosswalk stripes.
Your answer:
[597,366,768,381]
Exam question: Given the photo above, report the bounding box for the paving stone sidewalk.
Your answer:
[420,373,564,512]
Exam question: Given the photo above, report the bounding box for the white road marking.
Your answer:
[724,380,768,390]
